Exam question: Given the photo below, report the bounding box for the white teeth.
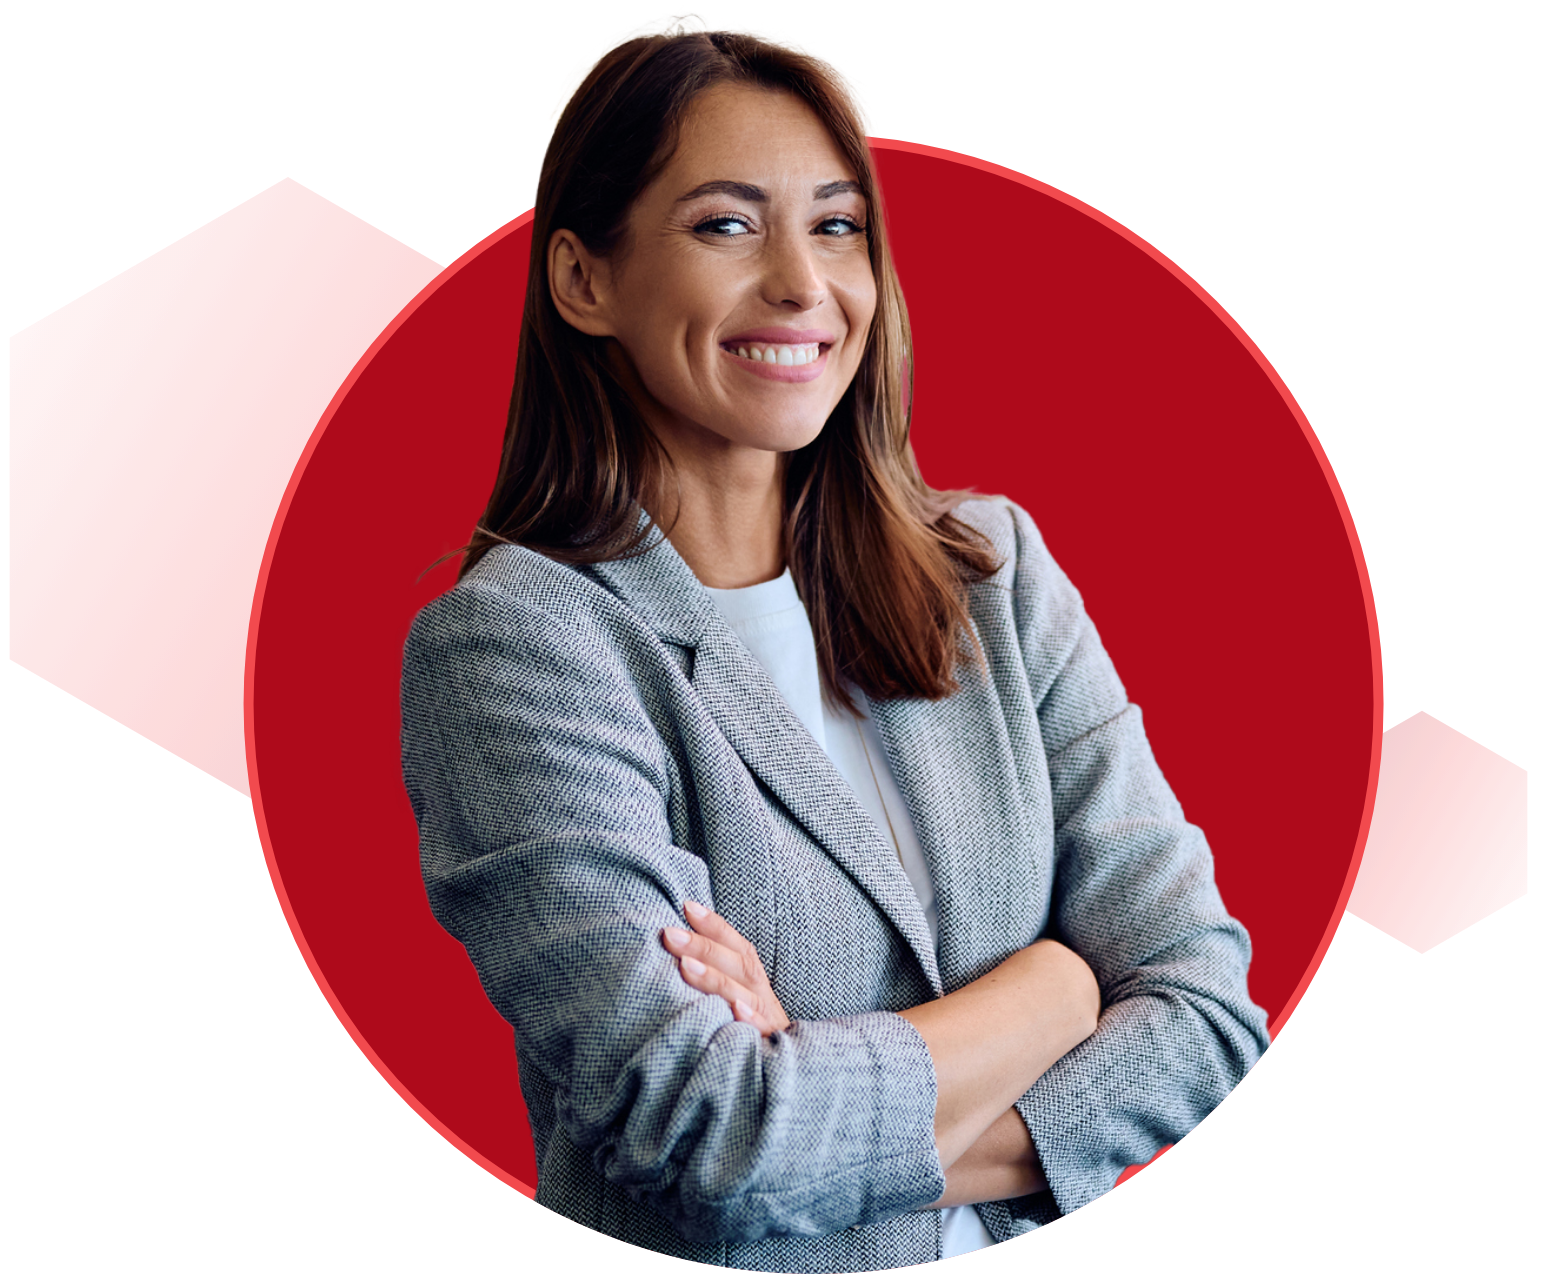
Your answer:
[728,342,820,365]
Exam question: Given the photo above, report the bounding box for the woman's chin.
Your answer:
[661,396,829,455]
[729,417,832,455]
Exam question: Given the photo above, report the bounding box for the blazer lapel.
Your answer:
[587,528,943,996]
[868,661,1054,993]
[690,636,943,996]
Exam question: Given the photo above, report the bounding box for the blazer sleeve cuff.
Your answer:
[787,1009,948,1224]
[658,1010,947,1244]
[1013,1062,1126,1215]
[863,1011,948,1197]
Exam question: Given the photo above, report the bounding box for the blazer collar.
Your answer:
[584,516,720,649]
[588,522,944,996]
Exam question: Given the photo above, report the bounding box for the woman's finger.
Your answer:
[730,998,782,1037]
[672,900,755,980]
[676,955,781,1038]
[661,925,749,985]
[677,953,748,1003]
[683,900,753,957]
[678,902,789,1033]
[681,902,762,983]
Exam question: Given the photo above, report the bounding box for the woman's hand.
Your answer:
[662,901,791,1037]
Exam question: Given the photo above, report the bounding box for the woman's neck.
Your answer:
[605,340,788,589]
[645,424,787,590]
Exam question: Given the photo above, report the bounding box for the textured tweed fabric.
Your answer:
[400,497,1270,1269]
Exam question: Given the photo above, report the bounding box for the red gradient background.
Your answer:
[12,138,1542,1258]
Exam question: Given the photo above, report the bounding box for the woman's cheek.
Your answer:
[838,284,877,356]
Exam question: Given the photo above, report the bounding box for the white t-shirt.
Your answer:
[704,568,997,1260]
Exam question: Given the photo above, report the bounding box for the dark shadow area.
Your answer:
[4,666,548,1258]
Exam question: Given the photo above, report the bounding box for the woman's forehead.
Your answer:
[660,83,860,199]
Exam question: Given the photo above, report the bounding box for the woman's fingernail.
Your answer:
[682,956,706,976]
[734,1000,754,1020]
[662,927,689,948]
[683,900,707,919]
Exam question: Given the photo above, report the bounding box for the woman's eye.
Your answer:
[695,215,752,237]
[816,216,864,237]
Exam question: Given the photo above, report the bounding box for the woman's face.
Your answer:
[568,83,878,458]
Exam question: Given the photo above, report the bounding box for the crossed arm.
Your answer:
[661,900,1102,1209]
[408,505,1269,1239]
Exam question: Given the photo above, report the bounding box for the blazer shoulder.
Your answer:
[416,542,626,629]
[461,541,615,616]
[950,494,1063,596]
[409,543,651,653]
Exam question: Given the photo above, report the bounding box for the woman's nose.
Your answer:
[760,234,827,310]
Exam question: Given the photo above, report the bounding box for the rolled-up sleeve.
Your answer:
[1000,503,1272,1215]
[401,582,946,1244]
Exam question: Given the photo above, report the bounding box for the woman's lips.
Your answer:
[720,343,828,382]
[718,328,837,383]
[721,327,838,345]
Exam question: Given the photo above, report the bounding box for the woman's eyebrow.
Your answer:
[675,178,865,203]
[813,179,862,200]
[676,180,767,203]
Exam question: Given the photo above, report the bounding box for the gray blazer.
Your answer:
[400,496,1269,1269]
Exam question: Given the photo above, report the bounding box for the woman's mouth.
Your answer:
[722,341,823,367]
[718,329,837,382]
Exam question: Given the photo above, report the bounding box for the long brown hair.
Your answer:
[463,30,1000,709]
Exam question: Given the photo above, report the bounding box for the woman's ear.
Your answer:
[548,229,617,337]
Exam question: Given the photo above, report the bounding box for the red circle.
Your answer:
[246,141,1381,1194]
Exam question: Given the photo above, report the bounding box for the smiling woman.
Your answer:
[400,29,1269,1271]
[539,82,881,594]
